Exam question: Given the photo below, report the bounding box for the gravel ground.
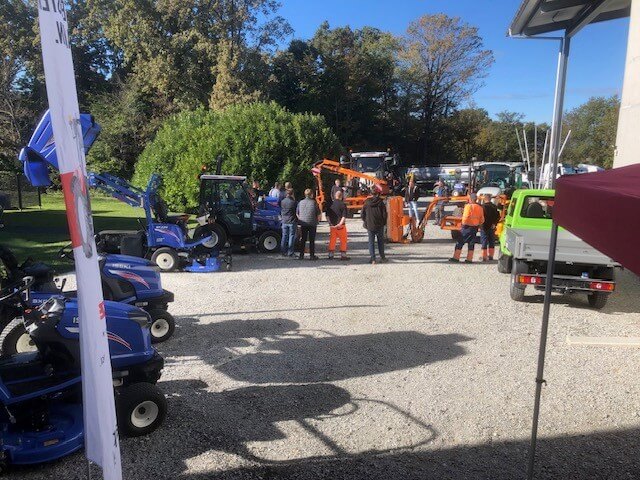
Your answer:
[9,200,640,479]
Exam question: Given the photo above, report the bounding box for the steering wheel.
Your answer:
[0,276,35,304]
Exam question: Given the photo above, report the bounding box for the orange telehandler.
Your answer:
[311,159,389,212]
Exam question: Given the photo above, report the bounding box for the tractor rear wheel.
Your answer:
[194,223,227,251]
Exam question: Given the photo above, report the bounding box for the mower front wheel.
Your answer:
[151,248,179,272]
[117,382,167,437]
[148,309,175,343]
[0,321,36,355]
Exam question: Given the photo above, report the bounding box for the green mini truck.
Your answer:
[498,189,618,309]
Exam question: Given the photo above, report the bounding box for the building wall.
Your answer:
[614,0,640,168]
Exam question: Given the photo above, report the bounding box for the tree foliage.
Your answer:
[133,102,341,210]
[562,96,619,168]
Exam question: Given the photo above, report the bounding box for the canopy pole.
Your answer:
[527,34,570,480]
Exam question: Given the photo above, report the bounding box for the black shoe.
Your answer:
[448,258,460,263]
[310,255,319,261]
[464,259,473,264]
[370,258,376,265]
[298,255,304,260]
[379,257,388,263]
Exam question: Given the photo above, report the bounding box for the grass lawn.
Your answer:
[0,192,143,271]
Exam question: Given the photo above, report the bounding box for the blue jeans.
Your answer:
[407,201,419,218]
[367,228,385,260]
[281,223,296,255]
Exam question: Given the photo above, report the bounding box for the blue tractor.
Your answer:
[89,172,230,272]
[18,110,227,272]
[198,174,282,254]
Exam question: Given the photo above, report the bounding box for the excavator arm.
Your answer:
[311,159,389,211]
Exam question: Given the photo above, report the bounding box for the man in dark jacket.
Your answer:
[296,189,321,260]
[362,187,387,264]
[280,188,297,257]
[480,194,500,261]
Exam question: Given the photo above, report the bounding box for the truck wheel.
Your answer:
[151,248,179,272]
[497,254,512,274]
[510,260,527,302]
[148,309,175,343]
[587,292,608,309]
[194,223,226,251]
[258,231,281,253]
[116,383,167,437]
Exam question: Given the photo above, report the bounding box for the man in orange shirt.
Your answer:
[449,193,484,263]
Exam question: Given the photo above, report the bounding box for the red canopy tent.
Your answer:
[554,164,640,277]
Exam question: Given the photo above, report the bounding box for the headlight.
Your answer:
[452,191,460,197]
[128,311,151,327]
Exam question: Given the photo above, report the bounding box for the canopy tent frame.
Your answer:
[509,1,632,478]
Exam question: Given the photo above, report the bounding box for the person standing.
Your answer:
[296,188,321,260]
[403,178,420,239]
[268,182,281,198]
[480,194,500,262]
[449,193,484,263]
[331,179,343,202]
[280,188,297,257]
[433,180,448,225]
[327,190,350,260]
[362,187,388,264]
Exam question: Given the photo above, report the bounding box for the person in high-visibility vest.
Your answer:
[449,193,484,263]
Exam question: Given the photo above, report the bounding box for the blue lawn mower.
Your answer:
[0,243,176,350]
[0,276,167,472]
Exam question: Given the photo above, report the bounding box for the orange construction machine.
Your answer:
[312,159,389,212]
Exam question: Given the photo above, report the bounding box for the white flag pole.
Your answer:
[36,1,123,479]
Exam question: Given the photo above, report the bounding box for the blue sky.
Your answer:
[278,0,629,124]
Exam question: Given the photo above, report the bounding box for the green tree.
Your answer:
[133,102,341,210]
[398,14,494,163]
[209,39,261,111]
[270,23,397,150]
[562,96,619,168]
[445,107,492,162]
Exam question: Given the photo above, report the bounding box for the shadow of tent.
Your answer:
[215,331,471,384]
[180,426,640,480]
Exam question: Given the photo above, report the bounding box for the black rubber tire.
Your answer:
[147,309,175,343]
[587,292,609,309]
[257,230,281,253]
[116,383,167,437]
[194,223,227,252]
[497,254,512,274]
[510,260,528,302]
[1,322,35,355]
[150,247,179,272]
[451,230,462,242]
